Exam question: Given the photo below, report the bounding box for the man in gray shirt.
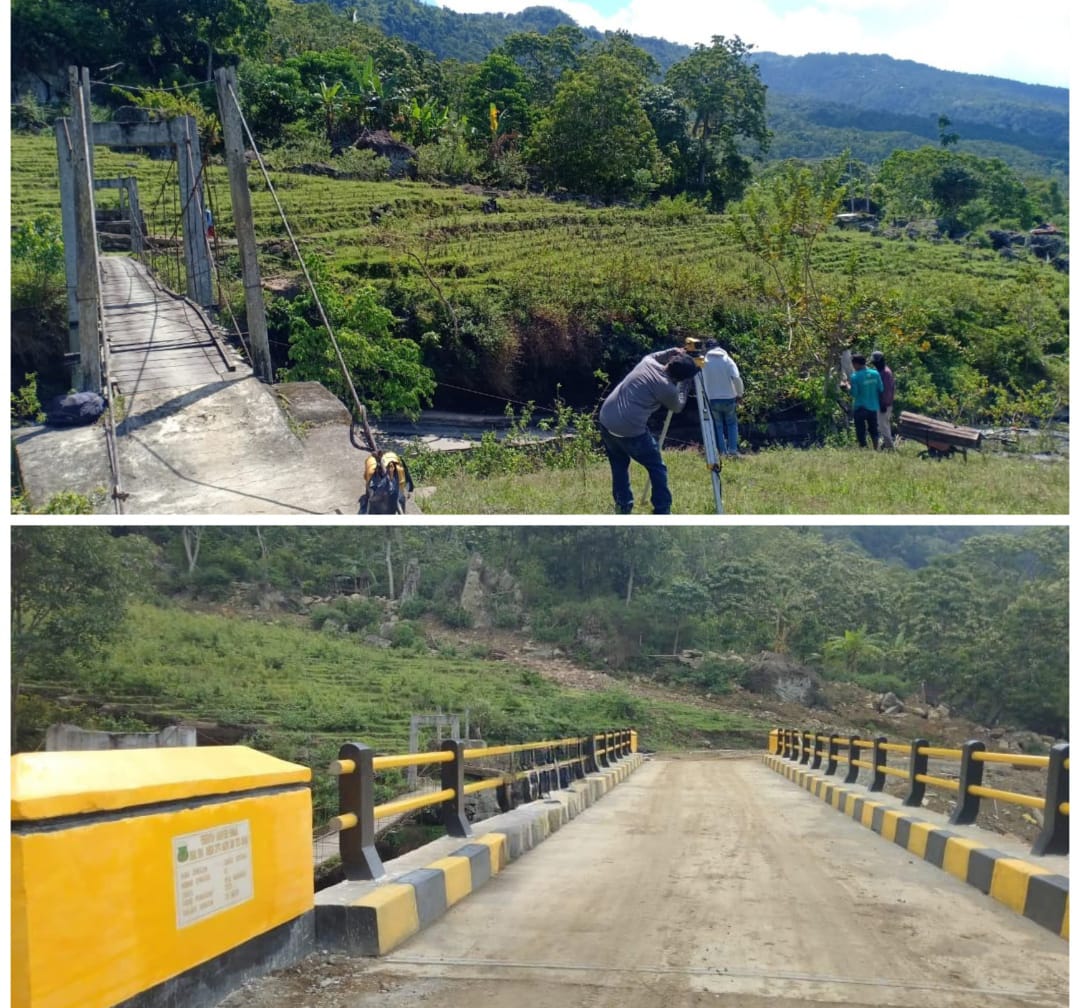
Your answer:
[598,348,698,514]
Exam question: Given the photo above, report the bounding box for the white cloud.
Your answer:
[432,0,1071,87]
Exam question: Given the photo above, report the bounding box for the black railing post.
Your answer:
[782,728,793,759]
[904,738,929,807]
[439,738,471,837]
[949,739,986,825]
[584,734,598,773]
[574,737,586,779]
[598,732,610,768]
[336,741,385,881]
[810,734,823,770]
[1032,743,1069,856]
[845,736,861,784]
[869,736,887,792]
[496,775,514,813]
[825,734,839,776]
[800,730,813,765]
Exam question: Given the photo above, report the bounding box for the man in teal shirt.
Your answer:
[846,353,883,448]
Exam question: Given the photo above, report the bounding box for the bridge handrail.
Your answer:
[774,726,1068,856]
[328,728,636,879]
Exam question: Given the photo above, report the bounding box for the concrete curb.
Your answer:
[763,753,1068,939]
[315,753,644,955]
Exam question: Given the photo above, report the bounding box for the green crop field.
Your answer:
[12,131,1069,516]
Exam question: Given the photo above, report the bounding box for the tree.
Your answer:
[530,47,668,203]
[11,528,153,748]
[463,52,535,144]
[937,114,959,147]
[271,257,436,417]
[497,25,586,108]
[664,36,770,209]
[13,0,272,85]
[822,627,885,681]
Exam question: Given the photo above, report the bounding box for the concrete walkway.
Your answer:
[13,257,415,515]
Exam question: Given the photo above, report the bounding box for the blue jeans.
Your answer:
[709,398,740,455]
[599,425,672,514]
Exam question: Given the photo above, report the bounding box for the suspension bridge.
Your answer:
[13,66,419,515]
[14,255,374,514]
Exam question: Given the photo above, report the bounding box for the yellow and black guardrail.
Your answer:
[328,728,637,880]
[316,727,643,955]
[766,727,1068,939]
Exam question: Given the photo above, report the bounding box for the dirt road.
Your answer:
[218,755,1067,1008]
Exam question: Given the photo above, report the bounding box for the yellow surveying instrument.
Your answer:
[647,338,725,514]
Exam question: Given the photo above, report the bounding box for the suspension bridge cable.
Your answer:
[222,78,379,454]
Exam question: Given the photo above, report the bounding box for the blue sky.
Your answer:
[432,0,1072,88]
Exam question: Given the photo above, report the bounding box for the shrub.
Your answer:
[390,620,420,649]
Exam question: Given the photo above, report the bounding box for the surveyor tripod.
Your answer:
[651,363,724,515]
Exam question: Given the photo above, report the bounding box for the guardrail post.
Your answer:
[496,776,514,813]
[869,736,887,791]
[440,739,472,837]
[845,736,861,784]
[810,734,823,770]
[336,742,385,881]
[598,733,610,768]
[1031,743,1069,856]
[584,734,599,773]
[800,730,813,765]
[574,737,586,779]
[825,734,839,776]
[904,738,929,807]
[786,728,797,759]
[949,739,986,825]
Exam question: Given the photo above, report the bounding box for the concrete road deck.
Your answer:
[217,755,1067,1008]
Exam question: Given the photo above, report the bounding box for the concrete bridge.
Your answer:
[10,739,1068,1008]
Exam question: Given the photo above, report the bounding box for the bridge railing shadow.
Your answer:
[325,728,637,880]
[772,727,1069,856]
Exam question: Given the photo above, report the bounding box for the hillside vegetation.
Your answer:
[13,527,1067,790]
[9,0,1069,491]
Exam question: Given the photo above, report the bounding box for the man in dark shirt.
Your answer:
[871,350,895,450]
[598,348,698,514]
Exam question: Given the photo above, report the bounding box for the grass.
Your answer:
[415,440,1068,514]
[17,602,767,821]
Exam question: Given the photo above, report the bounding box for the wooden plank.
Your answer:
[897,411,982,451]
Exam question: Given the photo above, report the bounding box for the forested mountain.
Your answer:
[331,0,1068,171]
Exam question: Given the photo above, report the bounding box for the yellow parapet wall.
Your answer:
[11,747,314,1008]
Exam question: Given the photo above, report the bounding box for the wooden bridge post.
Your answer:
[1031,743,1069,856]
[215,67,273,383]
[171,115,213,307]
[68,66,102,392]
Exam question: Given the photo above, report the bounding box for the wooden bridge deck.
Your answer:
[101,255,243,403]
[14,255,382,514]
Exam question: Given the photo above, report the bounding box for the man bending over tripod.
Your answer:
[598,348,698,514]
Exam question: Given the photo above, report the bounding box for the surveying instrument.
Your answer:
[647,338,725,514]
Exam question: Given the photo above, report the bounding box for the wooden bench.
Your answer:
[896,411,982,460]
